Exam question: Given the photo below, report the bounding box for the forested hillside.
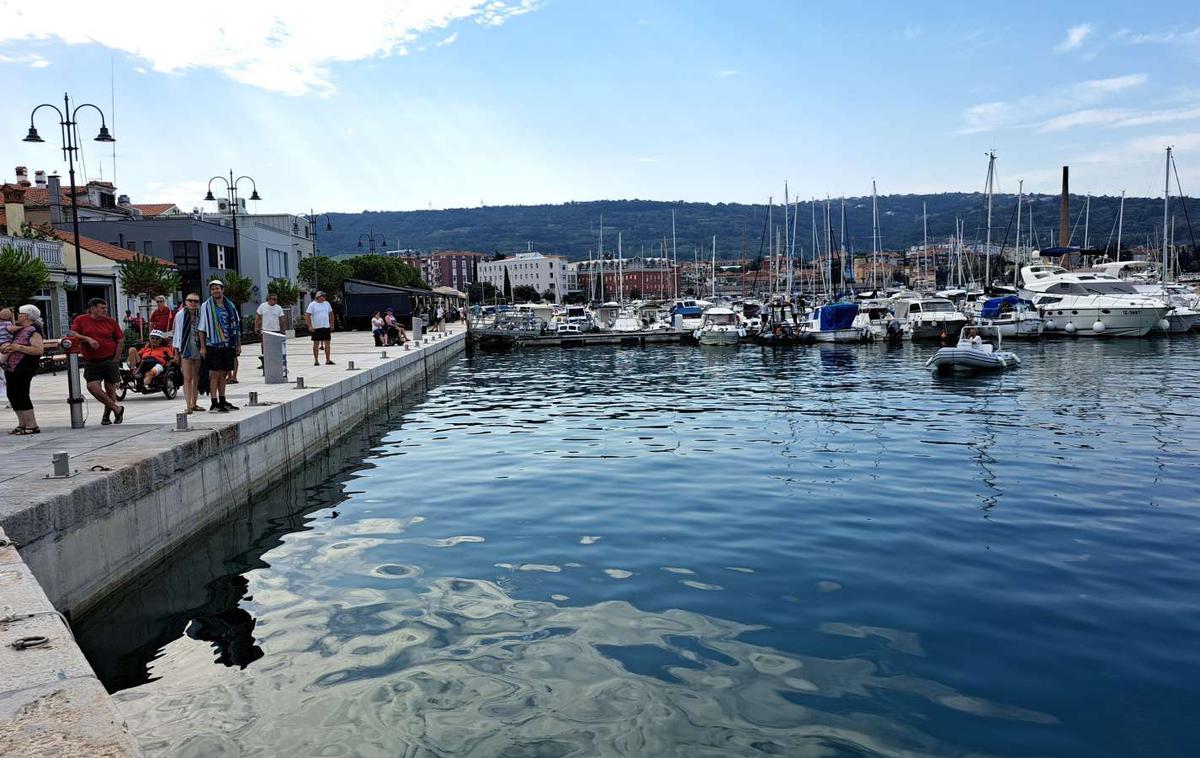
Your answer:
[321,195,1199,262]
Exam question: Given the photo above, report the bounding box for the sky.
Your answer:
[1,0,1198,215]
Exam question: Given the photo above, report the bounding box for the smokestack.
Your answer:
[34,170,46,188]
[1059,166,1070,248]
[47,174,63,224]
[15,166,30,188]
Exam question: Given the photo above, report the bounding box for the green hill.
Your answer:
[320,195,1199,263]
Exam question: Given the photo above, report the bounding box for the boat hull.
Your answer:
[1039,305,1170,337]
[977,316,1044,338]
[810,327,868,343]
[697,329,741,346]
[925,347,1020,372]
[909,317,969,341]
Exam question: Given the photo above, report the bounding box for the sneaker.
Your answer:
[214,403,229,413]
[114,406,125,424]
[101,408,113,425]
[325,360,336,365]
[210,400,221,411]
[313,360,320,366]
[220,400,240,411]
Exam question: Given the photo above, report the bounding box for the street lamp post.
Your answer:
[357,227,387,254]
[204,170,261,280]
[294,209,333,295]
[23,92,116,316]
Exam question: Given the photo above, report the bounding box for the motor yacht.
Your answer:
[1020,264,1170,337]
[891,296,968,341]
[975,295,1044,338]
[694,307,744,346]
[804,302,868,342]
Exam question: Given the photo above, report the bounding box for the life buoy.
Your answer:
[773,325,786,339]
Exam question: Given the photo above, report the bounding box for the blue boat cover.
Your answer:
[818,302,859,330]
[981,296,1031,319]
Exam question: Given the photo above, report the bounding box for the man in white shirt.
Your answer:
[305,290,335,365]
[255,292,286,334]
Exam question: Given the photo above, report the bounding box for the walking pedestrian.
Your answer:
[306,290,335,365]
[173,292,205,413]
[68,297,125,425]
[2,305,45,434]
[197,280,241,412]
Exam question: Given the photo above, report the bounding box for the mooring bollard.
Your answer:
[381,350,388,358]
[404,342,411,351]
[52,451,70,477]
[296,376,305,389]
[248,391,259,406]
[175,413,189,431]
[347,361,356,371]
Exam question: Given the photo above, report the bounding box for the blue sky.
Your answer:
[1,1,1197,214]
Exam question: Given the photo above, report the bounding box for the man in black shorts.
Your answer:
[305,290,335,365]
[68,297,125,424]
[197,280,242,412]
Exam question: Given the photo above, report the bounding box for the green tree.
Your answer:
[218,269,255,306]
[267,278,300,307]
[0,244,50,305]
[298,255,352,295]
[118,254,180,299]
[540,288,556,302]
[512,285,540,302]
[502,268,512,301]
[343,255,429,289]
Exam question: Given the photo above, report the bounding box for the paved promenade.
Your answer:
[0,326,462,491]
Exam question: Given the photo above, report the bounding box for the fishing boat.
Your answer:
[694,307,744,346]
[805,302,868,342]
[891,296,968,341]
[1020,264,1170,337]
[975,295,1044,338]
[925,326,1020,373]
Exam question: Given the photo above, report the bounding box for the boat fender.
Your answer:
[1044,319,1056,331]
[1064,321,1076,334]
[1092,320,1106,334]
[1158,319,1170,331]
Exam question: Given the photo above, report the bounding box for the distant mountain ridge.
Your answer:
[321,195,1199,261]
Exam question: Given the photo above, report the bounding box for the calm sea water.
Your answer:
[77,339,1200,757]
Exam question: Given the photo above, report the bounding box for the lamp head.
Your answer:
[22,126,44,143]
[204,189,216,202]
[94,125,115,143]
[249,190,262,201]
[325,222,333,232]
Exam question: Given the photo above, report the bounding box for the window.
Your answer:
[208,243,239,271]
[266,247,289,278]
[171,240,201,295]
[125,241,136,251]
[143,240,154,256]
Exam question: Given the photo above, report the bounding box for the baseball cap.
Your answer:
[209,279,224,287]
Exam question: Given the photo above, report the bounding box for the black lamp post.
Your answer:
[294,209,333,294]
[204,171,261,280]
[23,92,116,315]
[357,227,387,254]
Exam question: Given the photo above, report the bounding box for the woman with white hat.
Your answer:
[2,304,46,434]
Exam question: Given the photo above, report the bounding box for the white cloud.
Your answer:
[716,69,739,78]
[0,51,50,68]
[959,74,1148,134]
[436,32,459,47]
[0,1,540,96]
[1055,23,1093,53]
[1039,104,1200,132]
[901,25,922,41]
[1111,26,1200,47]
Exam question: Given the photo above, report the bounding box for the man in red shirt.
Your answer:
[68,297,125,425]
[148,295,174,334]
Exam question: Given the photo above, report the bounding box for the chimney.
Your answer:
[3,184,27,234]
[34,170,46,188]
[47,174,63,224]
[1059,166,1070,248]
[15,166,30,188]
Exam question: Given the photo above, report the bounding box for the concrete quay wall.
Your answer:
[10,331,465,618]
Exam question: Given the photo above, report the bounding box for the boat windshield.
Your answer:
[922,301,956,312]
[707,313,738,325]
[1082,281,1138,295]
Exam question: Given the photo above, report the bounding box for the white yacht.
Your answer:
[1020,264,1171,337]
[851,299,900,340]
[975,296,1044,338]
[891,296,968,341]
[804,302,868,343]
[1090,261,1200,333]
[693,307,744,346]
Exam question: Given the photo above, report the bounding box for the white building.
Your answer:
[478,252,569,302]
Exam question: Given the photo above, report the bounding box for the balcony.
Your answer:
[0,233,65,269]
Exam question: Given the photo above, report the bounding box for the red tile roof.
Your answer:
[132,203,179,217]
[49,228,175,266]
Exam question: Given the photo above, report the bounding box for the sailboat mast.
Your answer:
[1014,179,1023,289]
[922,202,929,291]
[824,198,832,297]
[671,209,678,300]
[1116,191,1125,262]
[789,198,798,300]
[871,180,879,292]
[1083,194,1091,251]
[984,150,996,287]
[811,199,817,298]
[618,231,624,303]
[598,214,605,302]
[839,198,846,294]
[1163,146,1172,285]
[783,185,790,300]
[711,236,717,301]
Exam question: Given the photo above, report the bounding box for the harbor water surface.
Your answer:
[77,340,1200,756]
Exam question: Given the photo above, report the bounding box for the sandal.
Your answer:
[190,405,206,412]
[114,406,126,424]
[9,426,39,435]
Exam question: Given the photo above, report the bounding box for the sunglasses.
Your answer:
[186,298,200,303]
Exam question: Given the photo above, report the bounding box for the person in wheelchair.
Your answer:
[126,330,176,390]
